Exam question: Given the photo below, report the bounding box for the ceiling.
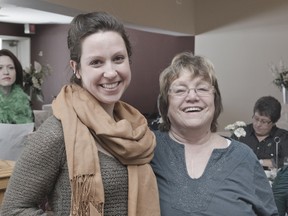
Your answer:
[0,0,192,36]
[0,3,73,24]
[3,0,288,36]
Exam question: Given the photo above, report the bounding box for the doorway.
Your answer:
[0,35,31,69]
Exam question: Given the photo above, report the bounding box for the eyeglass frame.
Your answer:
[168,85,215,97]
[252,115,272,125]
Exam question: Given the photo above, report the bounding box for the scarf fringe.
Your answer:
[71,175,104,216]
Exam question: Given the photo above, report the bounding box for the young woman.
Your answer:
[0,49,33,124]
[1,12,160,216]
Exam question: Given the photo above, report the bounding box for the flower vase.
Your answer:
[28,87,33,100]
[282,85,288,104]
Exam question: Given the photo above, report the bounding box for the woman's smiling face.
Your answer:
[71,31,131,106]
[167,70,215,132]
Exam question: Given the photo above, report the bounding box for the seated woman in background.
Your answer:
[231,96,288,170]
[151,52,278,216]
[0,49,33,124]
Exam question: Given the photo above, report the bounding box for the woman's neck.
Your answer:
[256,134,269,142]
[0,85,12,96]
[169,128,213,146]
[100,102,115,119]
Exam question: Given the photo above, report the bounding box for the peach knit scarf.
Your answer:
[52,84,160,216]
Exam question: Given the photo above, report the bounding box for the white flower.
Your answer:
[34,61,42,73]
[39,78,44,85]
[32,77,41,90]
[270,60,288,89]
[24,66,31,74]
[224,124,236,131]
[234,127,246,138]
[23,61,52,102]
[225,121,247,138]
[234,121,246,127]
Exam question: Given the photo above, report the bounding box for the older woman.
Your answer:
[151,52,278,216]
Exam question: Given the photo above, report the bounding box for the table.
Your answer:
[0,160,15,205]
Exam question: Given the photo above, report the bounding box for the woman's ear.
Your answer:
[70,60,81,79]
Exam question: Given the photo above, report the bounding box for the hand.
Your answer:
[260,159,274,169]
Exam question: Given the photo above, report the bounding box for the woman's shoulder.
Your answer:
[274,126,288,136]
[230,138,252,150]
[153,129,168,137]
[36,115,63,138]
[153,130,170,145]
[152,130,184,157]
[26,115,64,151]
[37,115,62,131]
[229,138,258,159]
[16,115,66,173]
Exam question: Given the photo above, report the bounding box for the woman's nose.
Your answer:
[2,68,9,75]
[103,63,117,78]
[253,121,262,127]
[185,88,200,99]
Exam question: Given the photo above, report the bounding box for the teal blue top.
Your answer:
[272,165,288,216]
[0,84,33,124]
[151,131,278,216]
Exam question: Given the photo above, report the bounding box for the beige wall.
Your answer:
[195,0,288,131]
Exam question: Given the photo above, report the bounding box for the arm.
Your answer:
[253,160,279,216]
[1,117,65,215]
[272,166,288,216]
[260,159,275,169]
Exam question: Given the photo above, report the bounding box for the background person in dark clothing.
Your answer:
[231,96,288,169]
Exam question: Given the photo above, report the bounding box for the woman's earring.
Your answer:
[74,71,81,80]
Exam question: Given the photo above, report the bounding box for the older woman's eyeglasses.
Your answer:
[169,85,214,97]
[252,115,272,125]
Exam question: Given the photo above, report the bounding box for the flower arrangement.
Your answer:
[23,61,52,102]
[270,60,288,89]
[224,121,247,138]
